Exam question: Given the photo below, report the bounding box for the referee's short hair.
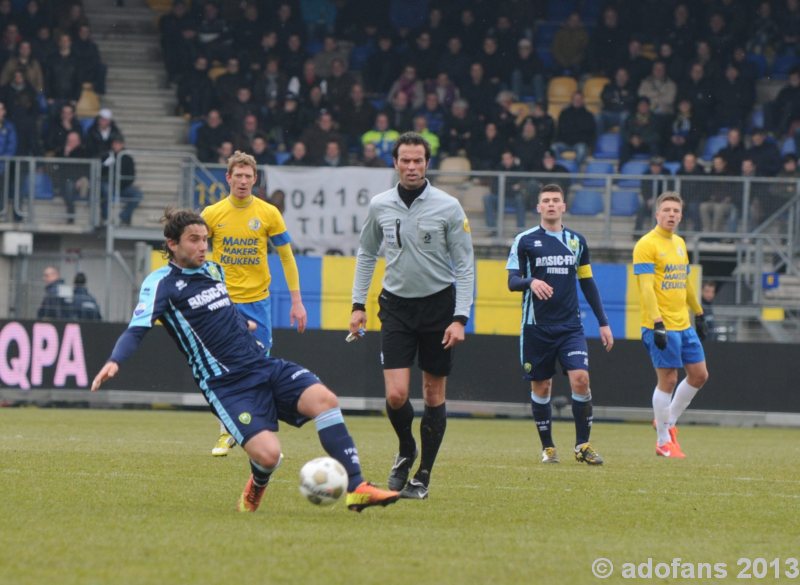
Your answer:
[538,183,564,199]
[161,207,207,260]
[226,150,257,175]
[392,132,431,162]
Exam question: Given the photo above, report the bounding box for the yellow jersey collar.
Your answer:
[654,226,673,239]
[228,194,254,208]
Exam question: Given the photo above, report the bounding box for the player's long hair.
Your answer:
[161,207,207,260]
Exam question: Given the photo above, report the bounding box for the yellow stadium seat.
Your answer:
[75,82,100,118]
[509,102,532,125]
[435,156,472,186]
[582,76,609,107]
[547,76,578,104]
[207,66,227,82]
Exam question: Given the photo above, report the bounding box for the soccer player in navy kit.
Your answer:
[91,209,399,512]
[506,184,614,465]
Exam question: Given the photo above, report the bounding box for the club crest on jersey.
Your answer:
[248,218,261,230]
[175,279,187,291]
[206,263,222,281]
[569,239,579,252]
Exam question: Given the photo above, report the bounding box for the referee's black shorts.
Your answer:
[377,285,456,376]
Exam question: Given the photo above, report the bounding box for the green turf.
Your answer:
[1,408,798,585]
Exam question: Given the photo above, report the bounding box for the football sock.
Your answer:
[668,379,700,426]
[315,407,364,491]
[531,392,554,449]
[417,403,446,484]
[386,398,417,458]
[219,421,227,434]
[652,387,672,445]
[571,392,593,446]
[250,456,281,488]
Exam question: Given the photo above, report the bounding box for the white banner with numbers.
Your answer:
[266,166,395,256]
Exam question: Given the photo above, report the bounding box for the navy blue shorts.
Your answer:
[521,323,589,381]
[205,358,321,446]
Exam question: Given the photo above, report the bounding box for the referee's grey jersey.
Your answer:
[353,182,475,318]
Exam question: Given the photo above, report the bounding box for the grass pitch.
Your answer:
[1,408,798,585]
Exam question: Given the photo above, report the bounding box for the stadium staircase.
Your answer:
[83,0,192,231]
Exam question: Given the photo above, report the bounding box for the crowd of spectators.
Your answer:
[164,0,800,180]
[0,0,108,158]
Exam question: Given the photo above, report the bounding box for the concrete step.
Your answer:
[102,87,175,99]
[106,69,166,82]
[101,47,162,63]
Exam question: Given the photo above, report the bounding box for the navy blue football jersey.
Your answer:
[506,226,595,326]
[110,261,265,392]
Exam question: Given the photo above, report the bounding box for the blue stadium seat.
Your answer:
[275,152,291,165]
[749,107,765,131]
[349,45,372,72]
[21,171,54,200]
[188,120,203,145]
[580,0,603,22]
[537,47,556,73]
[534,23,560,49]
[746,53,767,79]
[556,158,578,173]
[772,53,798,78]
[582,160,614,186]
[569,189,604,215]
[547,0,576,21]
[780,138,797,156]
[617,160,649,188]
[611,190,640,216]
[593,132,621,159]
[702,134,728,161]
[663,161,680,175]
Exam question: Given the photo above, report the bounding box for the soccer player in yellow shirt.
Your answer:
[633,192,709,458]
[201,151,307,456]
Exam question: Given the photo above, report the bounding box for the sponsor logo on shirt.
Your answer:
[175,279,187,291]
[187,282,231,310]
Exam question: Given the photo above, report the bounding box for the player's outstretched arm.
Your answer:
[91,361,119,392]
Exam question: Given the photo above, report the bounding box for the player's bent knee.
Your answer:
[386,388,409,408]
[297,383,339,417]
[244,433,282,468]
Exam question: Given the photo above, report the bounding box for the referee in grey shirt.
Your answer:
[349,132,475,500]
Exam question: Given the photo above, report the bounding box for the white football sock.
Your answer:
[220,421,227,434]
[669,379,700,426]
[652,387,672,445]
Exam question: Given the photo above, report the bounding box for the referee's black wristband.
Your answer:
[452,315,468,326]
[352,303,366,313]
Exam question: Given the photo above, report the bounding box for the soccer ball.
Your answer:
[298,457,348,505]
